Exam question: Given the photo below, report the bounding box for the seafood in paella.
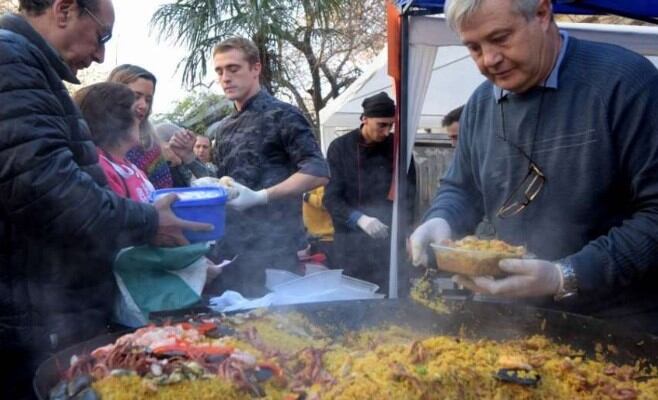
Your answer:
[49,309,658,399]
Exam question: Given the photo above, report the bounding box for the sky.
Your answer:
[95,0,217,115]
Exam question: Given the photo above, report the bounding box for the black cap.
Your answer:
[362,92,395,118]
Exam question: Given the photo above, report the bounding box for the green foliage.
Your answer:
[154,90,233,135]
[150,0,386,130]
[150,0,343,89]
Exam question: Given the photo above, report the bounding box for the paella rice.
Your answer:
[432,236,526,277]
[410,273,450,314]
[51,310,658,400]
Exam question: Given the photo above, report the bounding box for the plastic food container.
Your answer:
[263,269,385,306]
[430,243,521,277]
[270,269,344,296]
[265,269,302,290]
[303,263,329,275]
[272,289,385,306]
[151,186,228,243]
[340,275,380,293]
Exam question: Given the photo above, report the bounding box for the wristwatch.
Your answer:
[554,258,578,301]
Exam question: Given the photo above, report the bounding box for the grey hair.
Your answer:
[445,0,542,31]
[154,122,183,143]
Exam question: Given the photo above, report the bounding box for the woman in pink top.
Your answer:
[73,82,222,327]
[73,82,154,203]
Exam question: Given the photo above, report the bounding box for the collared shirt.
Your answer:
[214,89,328,188]
[494,31,570,102]
[213,89,329,263]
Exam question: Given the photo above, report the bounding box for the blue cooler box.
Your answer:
[151,187,228,243]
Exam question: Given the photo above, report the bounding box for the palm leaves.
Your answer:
[150,0,384,128]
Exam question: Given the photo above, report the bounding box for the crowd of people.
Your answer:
[1,0,658,398]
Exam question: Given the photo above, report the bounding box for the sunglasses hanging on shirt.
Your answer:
[496,89,547,218]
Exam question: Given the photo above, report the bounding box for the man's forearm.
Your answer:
[266,173,329,200]
[567,211,658,294]
[184,159,211,179]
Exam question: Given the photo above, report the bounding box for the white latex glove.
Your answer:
[226,180,268,212]
[408,218,452,266]
[453,259,562,298]
[356,214,389,239]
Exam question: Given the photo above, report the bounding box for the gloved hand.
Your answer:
[226,179,268,212]
[356,214,389,239]
[408,218,451,267]
[452,259,562,298]
[191,177,239,200]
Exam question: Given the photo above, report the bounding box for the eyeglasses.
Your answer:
[497,161,545,218]
[82,6,112,45]
[496,91,546,218]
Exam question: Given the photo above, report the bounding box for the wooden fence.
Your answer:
[412,138,455,222]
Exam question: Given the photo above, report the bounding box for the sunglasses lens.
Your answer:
[498,165,545,218]
[498,202,525,218]
[526,175,544,200]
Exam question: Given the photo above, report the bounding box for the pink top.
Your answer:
[97,148,155,203]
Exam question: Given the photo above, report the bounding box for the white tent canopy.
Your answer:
[319,45,485,154]
[319,17,658,156]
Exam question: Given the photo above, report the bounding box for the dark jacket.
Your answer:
[170,159,212,187]
[324,128,416,289]
[211,89,329,296]
[0,13,158,396]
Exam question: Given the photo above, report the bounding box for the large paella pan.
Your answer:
[35,299,658,399]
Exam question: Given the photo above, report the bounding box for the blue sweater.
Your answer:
[426,37,658,302]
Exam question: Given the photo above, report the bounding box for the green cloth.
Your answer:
[114,243,209,321]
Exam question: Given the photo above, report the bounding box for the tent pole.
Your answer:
[389,13,410,299]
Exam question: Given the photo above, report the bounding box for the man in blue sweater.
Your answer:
[410,0,658,332]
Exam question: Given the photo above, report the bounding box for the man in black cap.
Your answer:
[324,92,416,289]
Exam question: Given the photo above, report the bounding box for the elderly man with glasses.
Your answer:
[409,0,658,334]
[0,1,210,397]
[324,92,416,290]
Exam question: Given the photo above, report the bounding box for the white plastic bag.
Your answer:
[208,291,275,312]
